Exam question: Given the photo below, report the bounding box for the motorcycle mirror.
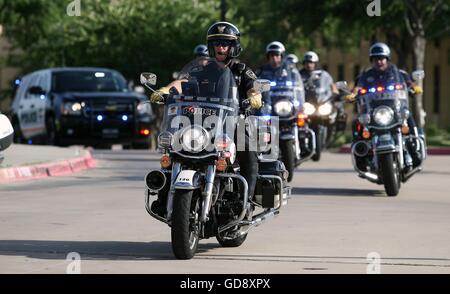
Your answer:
[253,79,271,93]
[140,73,157,86]
[335,81,348,90]
[312,70,321,80]
[412,70,425,81]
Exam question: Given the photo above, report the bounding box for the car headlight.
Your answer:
[373,106,394,126]
[303,102,316,116]
[137,102,151,115]
[274,100,293,116]
[318,103,333,116]
[63,102,83,115]
[158,131,173,148]
[181,126,209,153]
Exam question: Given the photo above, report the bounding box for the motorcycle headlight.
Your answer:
[303,102,316,116]
[373,106,394,126]
[274,100,293,116]
[181,126,209,153]
[318,103,333,116]
[63,102,83,115]
[158,131,173,148]
[137,102,151,115]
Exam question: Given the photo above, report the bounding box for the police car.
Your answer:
[11,67,154,148]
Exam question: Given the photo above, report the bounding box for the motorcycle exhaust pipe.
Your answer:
[353,141,370,157]
[145,170,167,192]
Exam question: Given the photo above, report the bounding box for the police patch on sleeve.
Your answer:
[246,69,257,80]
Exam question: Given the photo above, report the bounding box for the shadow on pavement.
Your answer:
[291,187,385,197]
[0,240,220,261]
[1,240,448,268]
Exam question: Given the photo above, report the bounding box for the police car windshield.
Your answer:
[52,71,128,93]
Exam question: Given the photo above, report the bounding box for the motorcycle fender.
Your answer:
[280,127,295,140]
[374,133,396,154]
[173,170,202,190]
[280,134,295,140]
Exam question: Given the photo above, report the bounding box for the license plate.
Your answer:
[102,128,119,138]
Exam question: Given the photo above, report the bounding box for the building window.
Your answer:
[337,64,345,81]
[433,65,440,114]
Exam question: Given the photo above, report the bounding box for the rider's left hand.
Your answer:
[247,89,262,109]
[412,85,423,96]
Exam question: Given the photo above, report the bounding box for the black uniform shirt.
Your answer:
[229,59,257,102]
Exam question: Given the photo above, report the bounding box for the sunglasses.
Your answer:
[269,52,282,57]
[212,40,232,47]
[372,56,387,61]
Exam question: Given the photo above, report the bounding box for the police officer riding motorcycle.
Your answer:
[300,51,346,161]
[258,42,314,182]
[143,22,290,259]
[340,42,426,196]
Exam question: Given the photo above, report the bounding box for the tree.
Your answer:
[0,0,219,84]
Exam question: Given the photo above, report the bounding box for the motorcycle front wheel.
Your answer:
[280,139,295,182]
[379,153,400,197]
[171,190,200,259]
[312,126,325,162]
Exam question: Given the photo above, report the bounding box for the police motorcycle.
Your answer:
[141,58,290,259]
[262,64,315,182]
[337,69,426,196]
[0,113,14,164]
[303,70,346,162]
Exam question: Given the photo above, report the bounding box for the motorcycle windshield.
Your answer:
[161,58,239,155]
[356,69,409,115]
[264,63,304,115]
[304,70,332,104]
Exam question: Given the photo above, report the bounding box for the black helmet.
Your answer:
[206,21,242,59]
[369,42,391,61]
[193,44,208,57]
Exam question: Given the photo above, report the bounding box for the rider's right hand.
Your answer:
[344,93,356,103]
[149,87,170,103]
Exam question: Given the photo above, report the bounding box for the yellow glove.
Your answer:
[247,90,262,109]
[149,86,170,103]
[344,93,356,103]
[412,85,423,96]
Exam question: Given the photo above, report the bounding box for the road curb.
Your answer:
[339,145,450,156]
[0,150,96,184]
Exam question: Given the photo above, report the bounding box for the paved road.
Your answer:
[0,150,449,274]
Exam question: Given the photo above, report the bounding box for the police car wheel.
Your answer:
[12,119,24,144]
[45,116,57,145]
